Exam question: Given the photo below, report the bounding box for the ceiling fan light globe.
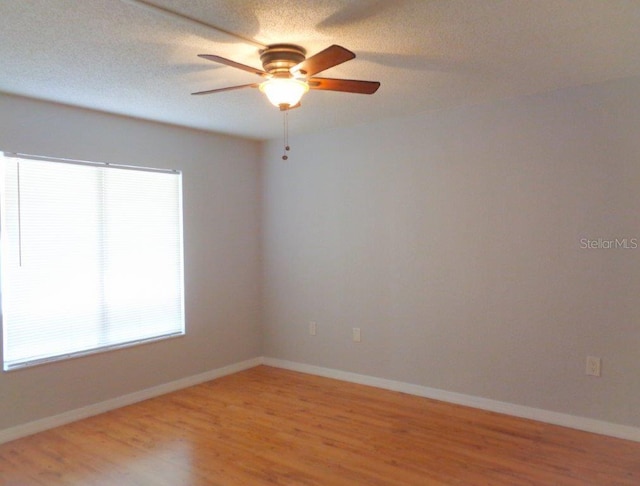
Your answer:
[259,78,309,108]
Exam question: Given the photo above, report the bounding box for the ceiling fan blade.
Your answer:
[198,54,269,77]
[308,77,380,94]
[191,83,259,95]
[291,45,355,77]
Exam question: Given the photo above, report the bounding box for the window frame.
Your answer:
[1,152,186,371]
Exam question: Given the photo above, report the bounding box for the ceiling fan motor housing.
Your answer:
[260,44,306,76]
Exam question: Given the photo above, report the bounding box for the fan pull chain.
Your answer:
[282,110,291,160]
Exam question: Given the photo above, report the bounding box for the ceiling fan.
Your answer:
[192,44,381,110]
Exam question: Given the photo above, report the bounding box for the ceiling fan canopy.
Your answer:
[193,44,380,110]
[260,44,306,74]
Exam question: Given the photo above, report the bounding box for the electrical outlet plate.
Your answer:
[309,321,317,336]
[586,356,601,377]
[352,327,361,343]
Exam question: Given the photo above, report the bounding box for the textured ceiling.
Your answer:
[1,0,640,140]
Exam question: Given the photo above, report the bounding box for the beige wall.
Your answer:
[0,94,262,430]
[261,76,640,427]
[2,75,640,433]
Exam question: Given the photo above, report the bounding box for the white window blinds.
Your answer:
[1,154,185,370]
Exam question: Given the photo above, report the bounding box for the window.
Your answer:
[1,153,185,370]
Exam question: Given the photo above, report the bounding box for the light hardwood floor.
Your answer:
[1,365,639,485]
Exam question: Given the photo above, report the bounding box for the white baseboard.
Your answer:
[0,357,264,445]
[4,356,639,446]
[263,357,640,443]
